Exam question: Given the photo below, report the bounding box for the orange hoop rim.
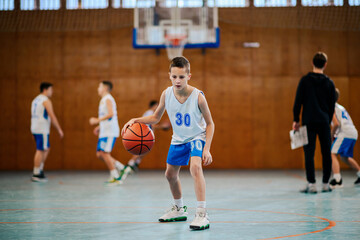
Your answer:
[164,35,187,47]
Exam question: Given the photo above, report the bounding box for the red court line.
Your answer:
[283,171,306,181]
[0,206,164,212]
[0,206,338,239]
[0,220,357,224]
[210,208,336,240]
[259,218,336,240]
[0,220,326,224]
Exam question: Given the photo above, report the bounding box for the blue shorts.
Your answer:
[331,137,356,158]
[33,134,50,151]
[166,140,205,166]
[97,137,117,153]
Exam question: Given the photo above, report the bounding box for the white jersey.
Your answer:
[334,103,358,139]
[99,94,120,138]
[165,86,206,145]
[143,109,154,117]
[143,109,154,129]
[31,94,51,134]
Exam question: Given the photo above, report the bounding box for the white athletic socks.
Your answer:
[114,161,124,170]
[357,171,360,178]
[333,173,341,182]
[128,159,135,167]
[197,201,206,209]
[174,198,184,208]
[128,158,141,167]
[173,199,206,209]
[39,163,44,171]
[110,169,120,179]
[135,158,142,165]
[33,167,41,175]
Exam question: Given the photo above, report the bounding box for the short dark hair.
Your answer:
[335,88,340,102]
[313,52,328,69]
[149,100,158,108]
[102,81,113,91]
[40,82,53,92]
[169,56,190,74]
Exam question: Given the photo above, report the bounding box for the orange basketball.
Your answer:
[122,123,155,155]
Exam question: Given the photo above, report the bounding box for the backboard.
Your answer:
[133,0,220,54]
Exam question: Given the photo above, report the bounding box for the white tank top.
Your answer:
[143,109,154,129]
[165,86,206,145]
[99,94,120,138]
[31,94,51,134]
[334,103,358,139]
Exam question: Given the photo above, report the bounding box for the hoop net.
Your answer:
[165,35,187,60]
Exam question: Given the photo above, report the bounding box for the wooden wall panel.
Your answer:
[347,32,360,76]
[0,77,17,169]
[299,30,348,77]
[0,33,16,78]
[0,33,17,169]
[1,9,360,170]
[204,22,254,168]
[252,77,303,169]
[252,28,301,77]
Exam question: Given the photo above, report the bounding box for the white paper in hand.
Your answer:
[290,126,309,150]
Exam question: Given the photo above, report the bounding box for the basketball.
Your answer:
[122,123,155,155]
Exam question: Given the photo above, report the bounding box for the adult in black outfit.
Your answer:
[293,52,336,194]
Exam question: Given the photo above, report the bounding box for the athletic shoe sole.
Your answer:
[300,190,317,194]
[322,189,332,192]
[330,184,343,189]
[31,177,48,183]
[159,216,187,222]
[104,181,122,187]
[190,224,210,230]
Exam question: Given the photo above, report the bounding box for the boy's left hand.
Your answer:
[89,117,99,125]
[202,150,212,166]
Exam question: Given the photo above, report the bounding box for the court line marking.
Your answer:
[0,206,338,239]
[0,221,330,224]
[1,197,359,202]
[283,171,306,181]
[210,208,336,240]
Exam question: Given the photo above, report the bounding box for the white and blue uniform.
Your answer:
[331,103,358,158]
[97,94,120,153]
[31,94,50,151]
[143,109,154,129]
[165,86,207,166]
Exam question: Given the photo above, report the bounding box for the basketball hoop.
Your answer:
[164,35,187,60]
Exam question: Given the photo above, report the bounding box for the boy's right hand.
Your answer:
[121,119,136,136]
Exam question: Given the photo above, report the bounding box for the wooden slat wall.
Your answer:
[0,10,359,170]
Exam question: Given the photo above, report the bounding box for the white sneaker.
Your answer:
[116,165,124,174]
[104,177,121,186]
[300,183,317,194]
[322,183,332,193]
[158,205,188,222]
[190,208,210,230]
[118,166,133,183]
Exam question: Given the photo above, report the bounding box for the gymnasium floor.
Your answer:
[0,170,359,240]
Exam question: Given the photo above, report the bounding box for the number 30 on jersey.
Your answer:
[175,113,191,127]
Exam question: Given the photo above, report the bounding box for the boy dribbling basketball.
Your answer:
[120,100,170,182]
[90,81,125,186]
[122,57,215,230]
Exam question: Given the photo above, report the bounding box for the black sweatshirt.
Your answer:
[293,72,336,125]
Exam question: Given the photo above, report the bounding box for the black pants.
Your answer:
[303,123,332,184]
